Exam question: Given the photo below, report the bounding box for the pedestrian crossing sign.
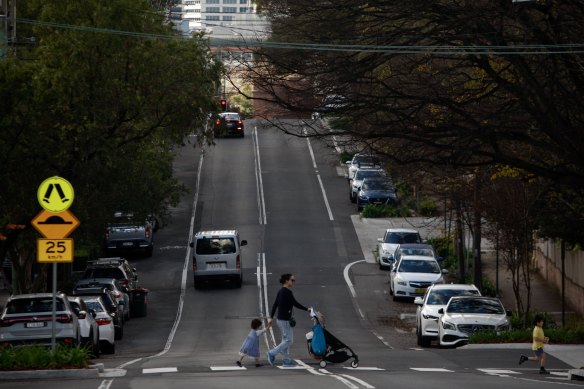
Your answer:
[37,176,74,213]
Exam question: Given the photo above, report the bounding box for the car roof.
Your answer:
[428,283,479,291]
[7,293,66,301]
[195,230,238,237]
[399,255,439,262]
[397,243,433,249]
[385,228,419,233]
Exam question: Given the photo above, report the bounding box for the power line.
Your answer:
[15,18,584,55]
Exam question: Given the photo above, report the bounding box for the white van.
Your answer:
[190,230,247,289]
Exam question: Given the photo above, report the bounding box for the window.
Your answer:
[240,0,248,3]
[206,0,220,3]
[206,15,220,20]
[240,7,248,12]
[223,16,233,21]
[223,0,237,3]
[196,238,236,255]
[206,6,220,12]
[223,6,236,12]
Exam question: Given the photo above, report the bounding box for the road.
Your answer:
[1,119,578,388]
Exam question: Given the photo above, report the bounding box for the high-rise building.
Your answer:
[170,0,266,39]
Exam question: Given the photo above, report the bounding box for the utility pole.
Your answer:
[0,0,16,57]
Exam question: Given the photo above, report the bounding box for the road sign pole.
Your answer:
[51,262,57,354]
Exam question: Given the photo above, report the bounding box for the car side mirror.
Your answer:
[77,310,87,320]
[377,238,383,243]
[414,297,423,305]
[441,269,449,274]
[438,308,444,314]
[189,242,194,248]
[241,240,248,246]
[506,310,513,316]
[90,309,97,319]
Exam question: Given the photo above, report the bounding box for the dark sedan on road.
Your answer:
[213,112,244,137]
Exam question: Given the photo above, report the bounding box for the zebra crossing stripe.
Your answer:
[410,368,454,372]
[143,367,178,374]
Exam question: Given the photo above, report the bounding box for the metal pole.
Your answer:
[495,229,499,297]
[51,262,56,353]
[561,239,565,327]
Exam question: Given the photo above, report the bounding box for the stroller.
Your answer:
[306,309,359,368]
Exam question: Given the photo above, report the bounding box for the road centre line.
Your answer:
[253,126,267,225]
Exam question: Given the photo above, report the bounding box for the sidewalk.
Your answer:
[350,215,584,372]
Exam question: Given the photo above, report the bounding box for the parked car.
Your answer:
[68,296,100,357]
[349,167,387,203]
[105,211,155,257]
[74,278,130,321]
[189,230,247,289]
[83,257,139,291]
[394,243,442,264]
[356,177,397,211]
[437,296,511,347]
[377,228,423,270]
[389,255,447,301]
[72,286,125,340]
[0,293,80,347]
[414,284,481,347]
[213,112,244,137]
[346,153,381,180]
[82,296,116,354]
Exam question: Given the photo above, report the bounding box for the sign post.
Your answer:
[32,177,79,353]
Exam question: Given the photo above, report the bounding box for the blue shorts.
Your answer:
[533,348,544,357]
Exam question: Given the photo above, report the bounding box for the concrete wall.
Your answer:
[534,239,584,317]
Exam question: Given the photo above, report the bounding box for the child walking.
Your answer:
[519,314,550,374]
[237,318,271,367]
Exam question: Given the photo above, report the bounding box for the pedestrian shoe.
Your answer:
[539,368,550,374]
[267,352,275,366]
[236,361,242,367]
[282,360,298,367]
[519,355,528,365]
[255,363,262,368]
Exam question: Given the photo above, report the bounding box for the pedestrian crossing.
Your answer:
[142,364,569,378]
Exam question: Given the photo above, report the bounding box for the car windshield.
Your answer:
[353,155,378,166]
[196,238,236,255]
[398,259,440,273]
[399,248,434,257]
[84,300,105,313]
[363,180,393,191]
[6,298,65,314]
[426,289,480,305]
[384,232,421,244]
[355,170,384,180]
[447,298,505,314]
[83,268,124,280]
[222,114,239,121]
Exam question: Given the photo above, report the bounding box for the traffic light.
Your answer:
[220,99,227,111]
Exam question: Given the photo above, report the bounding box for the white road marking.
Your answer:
[210,366,246,371]
[339,374,376,388]
[143,367,178,374]
[411,367,454,372]
[253,126,267,225]
[344,367,385,371]
[478,369,521,375]
[305,128,334,221]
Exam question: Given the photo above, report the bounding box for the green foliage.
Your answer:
[0,345,90,370]
[469,325,584,344]
[361,204,412,218]
[480,276,498,298]
[418,197,438,216]
[339,151,354,164]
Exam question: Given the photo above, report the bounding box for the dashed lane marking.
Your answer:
[410,368,455,372]
[210,366,247,371]
[143,367,178,374]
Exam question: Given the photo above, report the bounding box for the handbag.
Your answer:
[289,316,296,327]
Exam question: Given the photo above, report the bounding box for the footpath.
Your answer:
[350,215,584,379]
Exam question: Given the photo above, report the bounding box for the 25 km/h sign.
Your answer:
[37,239,74,263]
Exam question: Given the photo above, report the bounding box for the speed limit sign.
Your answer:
[37,239,74,263]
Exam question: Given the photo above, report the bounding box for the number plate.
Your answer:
[414,288,427,294]
[25,321,46,328]
[206,262,226,270]
[122,242,134,247]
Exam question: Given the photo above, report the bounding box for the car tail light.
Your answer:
[145,226,151,240]
[96,317,112,326]
[237,120,242,125]
[63,337,75,344]
[236,254,241,270]
[113,291,121,298]
[105,229,110,241]
[1,342,11,347]
[192,259,197,272]
[215,119,221,125]
[0,319,13,327]
[122,279,129,286]
[56,314,73,323]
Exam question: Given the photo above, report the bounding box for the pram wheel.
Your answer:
[319,360,327,368]
[350,360,359,368]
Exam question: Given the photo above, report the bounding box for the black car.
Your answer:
[213,112,244,137]
[356,178,398,211]
[82,257,139,291]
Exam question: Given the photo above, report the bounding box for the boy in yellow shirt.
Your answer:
[519,314,550,374]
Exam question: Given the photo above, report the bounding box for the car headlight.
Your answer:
[435,276,444,284]
[442,320,456,330]
[422,313,439,320]
[496,321,511,331]
[396,278,407,286]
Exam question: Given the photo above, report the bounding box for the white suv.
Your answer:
[190,230,247,289]
[0,293,81,347]
[377,228,423,270]
[414,284,480,347]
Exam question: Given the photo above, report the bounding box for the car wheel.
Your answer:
[92,332,101,358]
[417,327,430,347]
[101,341,115,355]
[115,324,124,340]
[235,276,242,288]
